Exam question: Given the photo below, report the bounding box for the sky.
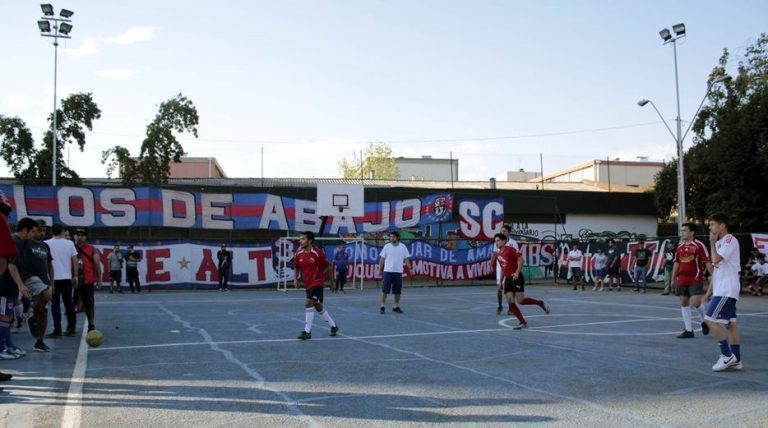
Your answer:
[1,1,766,181]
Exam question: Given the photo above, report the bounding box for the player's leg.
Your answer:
[495,265,504,314]
[677,291,694,338]
[313,294,338,336]
[82,284,96,331]
[690,287,708,335]
[392,274,403,313]
[49,281,63,336]
[62,280,76,335]
[705,296,739,371]
[726,321,741,368]
[299,288,317,339]
[380,273,391,313]
[32,286,51,352]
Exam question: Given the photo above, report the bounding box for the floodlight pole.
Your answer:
[671,38,686,233]
[39,7,73,187]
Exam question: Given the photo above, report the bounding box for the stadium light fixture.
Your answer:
[38,4,74,187]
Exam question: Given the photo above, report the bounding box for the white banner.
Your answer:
[93,242,279,288]
[751,234,768,257]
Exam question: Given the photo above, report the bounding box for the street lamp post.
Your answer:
[38,4,74,187]
[639,24,729,231]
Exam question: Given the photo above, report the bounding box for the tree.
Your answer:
[102,94,199,185]
[0,92,101,185]
[338,142,399,180]
[654,33,768,231]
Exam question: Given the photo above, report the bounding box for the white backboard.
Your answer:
[317,183,364,217]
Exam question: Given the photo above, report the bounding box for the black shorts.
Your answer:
[110,270,122,282]
[305,286,324,303]
[607,265,620,276]
[503,275,525,294]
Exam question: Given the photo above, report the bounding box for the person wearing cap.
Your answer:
[107,243,124,294]
[74,229,101,332]
[0,202,21,379]
[631,235,653,293]
[46,224,79,337]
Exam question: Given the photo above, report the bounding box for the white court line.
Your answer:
[159,305,320,427]
[60,328,89,428]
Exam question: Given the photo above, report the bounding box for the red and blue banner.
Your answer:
[0,184,453,233]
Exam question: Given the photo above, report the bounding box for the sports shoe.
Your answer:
[701,321,710,336]
[712,354,738,371]
[0,372,13,381]
[0,350,18,360]
[379,307,385,314]
[731,360,743,371]
[592,285,598,291]
[633,288,640,293]
[572,286,577,291]
[677,330,694,339]
[496,306,503,315]
[87,325,95,332]
[34,340,51,352]
[297,331,312,340]
[513,323,528,330]
[393,307,404,314]
[47,330,63,339]
[64,327,76,336]
[7,346,26,358]
[581,286,585,291]
[330,325,339,337]
[542,302,551,314]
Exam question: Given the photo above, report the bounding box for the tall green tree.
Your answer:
[654,33,768,231]
[102,94,199,185]
[0,92,101,185]
[338,142,399,180]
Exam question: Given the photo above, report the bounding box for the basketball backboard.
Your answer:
[317,183,364,217]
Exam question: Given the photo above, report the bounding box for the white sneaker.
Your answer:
[712,354,738,371]
[731,360,743,371]
[0,349,19,360]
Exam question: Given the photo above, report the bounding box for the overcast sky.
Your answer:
[2,1,766,181]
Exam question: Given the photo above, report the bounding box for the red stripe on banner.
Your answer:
[172,200,188,217]
[26,198,58,211]
[402,206,414,219]
[228,205,265,216]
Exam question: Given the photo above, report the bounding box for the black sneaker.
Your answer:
[543,302,551,314]
[64,327,76,336]
[677,330,694,339]
[572,286,577,291]
[496,306,503,315]
[34,340,50,352]
[0,372,12,381]
[393,307,404,314]
[27,317,39,339]
[513,323,528,330]
[297,331,311,340]
[47,330,63,339]
[633,288,640,293]
[701,321,710,336]
[87,325,95,332]
[330,325,339,337]
[379,307,385,314]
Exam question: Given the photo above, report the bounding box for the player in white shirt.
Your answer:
[568,243,585,291]
[490,225,520,315]
[704,214,742,372]
[378,231,412,314]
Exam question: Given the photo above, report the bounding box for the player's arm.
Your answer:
[293,258,300,288]
[8,263,30,299]
[512,252,522,279]
[671,261,679,286]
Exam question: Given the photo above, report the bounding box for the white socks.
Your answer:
[304,308,314,333]
[319,310,336,327]
[14,305,23,319]
[681,306,693,331]
[693,305,706,322]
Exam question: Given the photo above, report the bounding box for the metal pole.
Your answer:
[52,32,59,187]
[606,156,612,192]
[672,39,686,230]
[261,146,264,186]
[539,153,544,190]
[449,151,454,189]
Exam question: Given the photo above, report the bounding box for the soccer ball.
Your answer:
[86,330,103,348]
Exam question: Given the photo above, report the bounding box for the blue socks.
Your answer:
[718,340,732,357]
[731,344,741,361]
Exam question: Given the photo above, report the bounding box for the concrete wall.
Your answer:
[396,159,458,181]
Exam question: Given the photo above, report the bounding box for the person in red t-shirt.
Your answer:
[671,223,713,339]
[0,204,19,381]
[293,231,338,340]
[74,229,102,333]
[491,233,550,329]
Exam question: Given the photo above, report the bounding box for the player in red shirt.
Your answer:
[671,223,713,339]
[491,233,550,329]
[293,231,338,340]
[0,202,19,381]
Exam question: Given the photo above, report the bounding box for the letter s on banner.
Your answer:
[459,198,504,241]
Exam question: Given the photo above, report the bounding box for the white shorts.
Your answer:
[23,276,51,297]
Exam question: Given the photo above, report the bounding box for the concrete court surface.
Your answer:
[1,284,767,428]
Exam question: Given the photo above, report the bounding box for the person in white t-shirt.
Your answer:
[490,225,520,315]
[748,255,767,296]
[568,243,584,291]
[704,213,742,372]
[378,231,412,314]
[45,224,79,337]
